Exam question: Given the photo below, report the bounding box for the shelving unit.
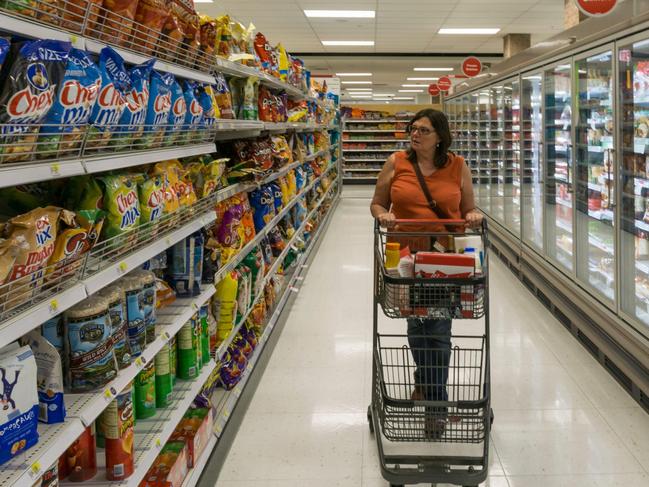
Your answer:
[341,117,409,184]
[0,4,341,486]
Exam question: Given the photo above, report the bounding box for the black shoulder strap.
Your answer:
[408,158,449,220]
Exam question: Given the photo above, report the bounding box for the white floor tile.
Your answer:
[216,194,646,486]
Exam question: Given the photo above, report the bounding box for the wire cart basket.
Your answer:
[368,219,493,487]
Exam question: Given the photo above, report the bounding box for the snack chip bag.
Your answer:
[159,9,184,62]
[271,135,292,167]
[138,175,166,224]
[165,74,187,145]
[100,175,141,239]
[249,186,275,233]
[196,83,218,127]
[0,38,10,73]
[0,39,71,163]
[258,86,274,122]
[254,32,273,75]
[278,177,291,207]
[251,137,273,171]
[150,161,181,214]
[213,73,234,119]
[99,0,140,46]
[214,198,244,251]
[133,0,168,55]
[277,43,289,82]
[39,48,101,160]
[182,80,204,140]
[295,166,306,191]
[88,47,129,149]
[199,15,217,59]
[115,59,154,149]
[233,76,258,120]
[141,70,172,149]
[231,193,256,243]
[286,169,297,198]
[268,182,283,213]
[215,15,233,59]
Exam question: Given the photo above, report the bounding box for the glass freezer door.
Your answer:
[619,38,649,332]
[477,92,491,213]
[490,86,505,224]
[522,74,544,251]
[503,80,521,236]
[575,50,615,302]
[544,63,574,271]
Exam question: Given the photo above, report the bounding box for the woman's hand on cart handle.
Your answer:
[377,212,397,229]
[465,209,483,229]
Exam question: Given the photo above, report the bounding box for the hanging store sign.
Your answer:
[462,57,482,77]
[575,0,618,16]
[428,83,441,96]
[438,76,452,91]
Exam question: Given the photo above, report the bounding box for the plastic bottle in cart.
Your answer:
[385,242,401,271]
[464,247,482,275]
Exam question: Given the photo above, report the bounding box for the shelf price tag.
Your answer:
[223,409,230,419]
[104,388,115,401]
[49,299,59,314]
[161,331,171,341]
[214,423,223,436]
[29,461,41,478]
[118,262,128,274]
[135,357,145,368]
[50,163,61,176]
[155,438,162,449]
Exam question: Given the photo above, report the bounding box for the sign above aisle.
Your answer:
[462,57,482,77]
[575,0,618,16]
[428,84,441,96]
[438,76,452,91]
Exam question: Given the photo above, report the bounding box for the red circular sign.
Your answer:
[438,76,452,91]
[428,83,440,96]
[575,0,618,16]
[462,57,482,77]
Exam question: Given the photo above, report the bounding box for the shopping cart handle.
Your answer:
[394,218,466,225]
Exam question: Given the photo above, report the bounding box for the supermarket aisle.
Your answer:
[216,188,649,487]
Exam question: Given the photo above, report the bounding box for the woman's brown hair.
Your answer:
[406,108,453,169]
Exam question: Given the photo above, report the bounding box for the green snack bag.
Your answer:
[155,344,173,408]
[74,176,103,211]
[137,175,166,225]
[177,315,200,379]
[199,303,210,365]
[100,175,141,239]
[134,361,156,419]
[170,335,177,386]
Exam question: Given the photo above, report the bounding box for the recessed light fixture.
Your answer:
[342,81,372,85]
[399,89,424,93]
[402,84,429,87]
[407,77,439,81]
[335,72,372,76]
[414,67,453,71]
[322,40,375,46]
[305,10,375,18]
[438,28,500,35]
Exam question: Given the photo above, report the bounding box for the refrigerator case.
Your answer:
[575,50,616,302]
[503,79,522,237]
[522,75,544,251]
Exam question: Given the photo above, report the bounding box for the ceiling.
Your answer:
[199,0,567,101]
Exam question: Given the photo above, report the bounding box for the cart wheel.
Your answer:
[367,406,374,434]
[490,408,495,426]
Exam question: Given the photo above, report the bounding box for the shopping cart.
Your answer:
[368,219,492,487]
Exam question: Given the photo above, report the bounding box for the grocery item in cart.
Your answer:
[98,284,132,369]
[101,383,135,481]
[98,0,140,46]
[58,424,97,481]
[155,343,173,407]
[64,295,118,392]
[141,70,172,149]
[0,344,39,466]
[141,441,189,487]
[99,174,141,238]
[129,268,157,344]
[115,59,154,149]
[134,361,156,419]
[177,314,201,379]
[122,274,147,356]
[165,73,187,145]
[25,331,65,424]
[39,48,101,160]
[0,39,71,163]
[133,0,168,55]
[87,47,129,149]
[414,252,475,279]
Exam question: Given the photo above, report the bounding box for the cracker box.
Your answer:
[139,441,188,487]
[169,408,213,468]
[414,252,475,279]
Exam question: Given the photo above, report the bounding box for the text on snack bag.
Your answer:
[60,79,101,123]
[117,191,141,229]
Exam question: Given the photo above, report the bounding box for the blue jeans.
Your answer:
[407,318,452,402]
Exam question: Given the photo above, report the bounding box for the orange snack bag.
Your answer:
[133,0,167,54]
[99,0,140,46]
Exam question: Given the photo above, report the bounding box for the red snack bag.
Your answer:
[133,0,168,55]
[99,0,140,46]
[251,137,273,171]
[258,87,274,122]
[60,0,102,32]
[254,32,273,74]
[171,0,200,66]
[159,7,185,62]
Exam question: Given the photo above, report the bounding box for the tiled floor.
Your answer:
[216,187,649,486]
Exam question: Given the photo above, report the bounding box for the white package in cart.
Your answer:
[0,344,39,465]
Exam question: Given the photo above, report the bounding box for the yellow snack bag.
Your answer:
[277,43,289,82]
[278,177,291,207]
[286,170,297,199]
[150,161,181,214]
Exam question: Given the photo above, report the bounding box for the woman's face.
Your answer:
[409,117,440,154]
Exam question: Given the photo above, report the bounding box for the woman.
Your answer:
[370,108,482,437]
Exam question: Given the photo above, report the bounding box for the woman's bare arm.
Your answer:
[370,154,396,227]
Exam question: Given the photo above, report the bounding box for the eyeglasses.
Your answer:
[407,126,435,136]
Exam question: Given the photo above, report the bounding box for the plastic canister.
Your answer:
[169,335,177,386]
[177,316,201,380]
[98,284,132,370]
[129,269,157,345]
[155,344,173,408]
[134,361,156,419]
[385,242,400,269]
[199,304,210,365]
[102,383,135,481]
[121,275,146,357]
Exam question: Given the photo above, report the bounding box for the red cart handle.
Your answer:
[394,218,466,225]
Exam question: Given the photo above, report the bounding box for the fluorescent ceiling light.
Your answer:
[373,93,395,97]
[193,0,213,3]
[347,88,372,91]
[399,89,424,93]
[342,80,372,84]
[393,97,413,100]
[407,77,439,81]
[336,72,372,76]
[351,95,372,98]
[414,67,453,72]
[323,40,374,46]
[305,10,375,18]
[402,84,429,87]
[438,28,500,35]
